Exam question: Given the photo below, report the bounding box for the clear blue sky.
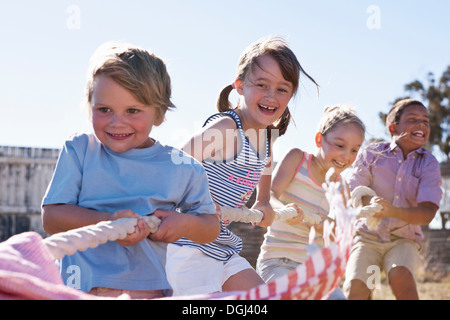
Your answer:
[0,0,449,162]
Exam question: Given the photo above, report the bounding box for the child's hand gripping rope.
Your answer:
[350,186,383,230]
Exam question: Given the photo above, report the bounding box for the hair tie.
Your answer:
[231,82,236,89]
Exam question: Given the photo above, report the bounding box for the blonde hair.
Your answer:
[85,41,175,122]
[317,105,366,137]
[217,36,318,137]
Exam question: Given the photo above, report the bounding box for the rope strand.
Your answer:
[350,186,383,230]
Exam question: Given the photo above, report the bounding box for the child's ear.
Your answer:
[315,132,323,147]
[388,123,396,135]
[234,79,244,94]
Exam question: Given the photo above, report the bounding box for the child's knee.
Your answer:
[388,266,415,286]
[344,279,371,300]
[388,266,419,299]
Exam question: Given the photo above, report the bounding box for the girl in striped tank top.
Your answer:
[257,105,365,299]
[166,37,318,296]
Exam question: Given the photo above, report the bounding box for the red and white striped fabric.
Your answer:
[189,180,355,301]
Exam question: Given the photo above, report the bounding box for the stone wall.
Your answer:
[0,146,59,241]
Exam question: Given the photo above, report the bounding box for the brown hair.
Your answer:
[85,41,175,122]
[217,36,318,137]
[386,98,427,137]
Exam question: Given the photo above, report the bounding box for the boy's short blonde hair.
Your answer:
[85,41,175,122]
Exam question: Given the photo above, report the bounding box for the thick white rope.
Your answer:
[350,186,383,230]
[220,206,322,225]
[43,215,161,260]
[43,207,321,260]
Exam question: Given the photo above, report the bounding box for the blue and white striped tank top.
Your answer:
[174,110,270,261]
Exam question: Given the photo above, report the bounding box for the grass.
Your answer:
[372,279,450,300]
[371,270,450,300]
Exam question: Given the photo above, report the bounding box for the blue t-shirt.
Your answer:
[42,132,216,292]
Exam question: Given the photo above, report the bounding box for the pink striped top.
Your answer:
[259,152,329,264]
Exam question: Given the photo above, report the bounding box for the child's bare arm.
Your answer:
[253,171,275,227]
[270,149,305,225]
[181,117,237,162]
[271,149,303,198]
[42,204,114,234]
[149,209,220,244]
[372,198,438,225]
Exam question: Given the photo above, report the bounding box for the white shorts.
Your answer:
[166,244,252,296]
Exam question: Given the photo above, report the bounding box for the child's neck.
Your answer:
[235,109,267,155]
[310,154,340,184]
[137,137,156,149]
[235,109,267,132]
[393,138,422,159]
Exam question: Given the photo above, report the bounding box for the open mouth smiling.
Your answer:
[107,132,133,139]
[258,104,277,114]
[411,130,425,138]
[332,159,346,169]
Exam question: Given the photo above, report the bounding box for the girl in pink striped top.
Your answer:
[257,105,365,299]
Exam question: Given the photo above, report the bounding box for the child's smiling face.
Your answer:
[236,54,294,129]
[389,104,430,155]
[90,75,163,153]
[318,123,364,175]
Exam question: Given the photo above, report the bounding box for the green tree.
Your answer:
[379,66,450,160]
